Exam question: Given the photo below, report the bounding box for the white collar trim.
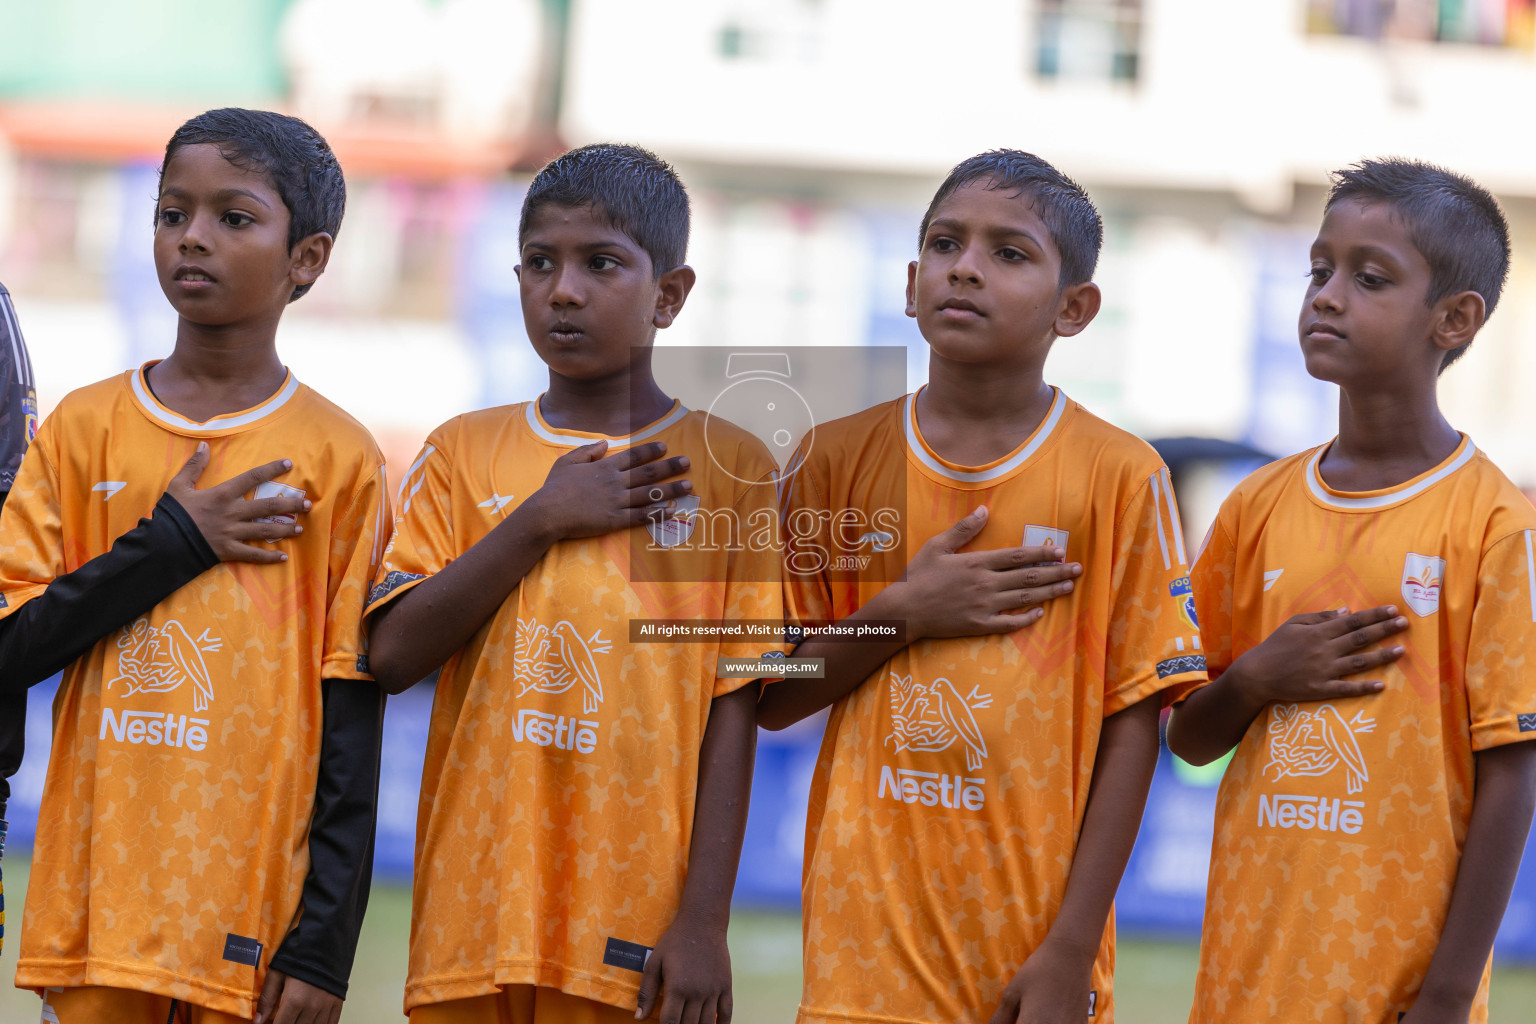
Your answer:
[903,387,1066,484]
[1305,437,1476,510]
[131,368,299,433]
[524,397,689,449]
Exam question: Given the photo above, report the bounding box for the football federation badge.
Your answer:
[253,480,307,525]
[1400,553,1446,617]
[647,494,701,548]
[1023,525,1069,559]
[1170,575,1198,630]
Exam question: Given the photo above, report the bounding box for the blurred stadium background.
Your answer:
[5,0,1536,1020]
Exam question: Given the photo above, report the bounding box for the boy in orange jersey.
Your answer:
[757,150,1208,1024]
[365,144,783,1024]
[1168,159,1536,1024]
[0,109,388,1024]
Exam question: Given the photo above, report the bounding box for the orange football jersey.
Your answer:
[782,389,1207,1024]
[1185,436,1536,1023]
[367,398,785,1014]
[0,364,387,1016]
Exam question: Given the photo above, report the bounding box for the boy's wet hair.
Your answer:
[919,149,1103,288]
[1327,158,1510,371]
[160,108,346,302]
[519,143,689,276]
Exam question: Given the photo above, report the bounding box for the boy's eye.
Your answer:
[929,237,957,252]
[527,255,553,271]
[157,209,185,226]
[1306,266,1330,285]
[589,255,619,271]
[998,247,1025,262]
[222,212,253,228]
[1357,272,1386,288]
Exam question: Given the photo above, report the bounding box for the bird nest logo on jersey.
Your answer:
[1264,703,1375,794]
[108,617,221,713]
[646,495,702,549]
[1169,575,1198,631]
[885,674,992,772]
[513,618,611,715]
[1400,553,1445,617]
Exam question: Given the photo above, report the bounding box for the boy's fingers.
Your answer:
[988,608,1046,633]
[998,579,1075,611]
[1321,676,1388,699]
[223,542,290,565]
[1334,645,1405,676]
[244,496,310,521]
[931,506,988,554]
[656,988,683,1024]
[718,991,733,1024]
[1325,605,1400,638]
[627,478,693,508]
[614,441,667,471]
[1288,610,1343,628]
[1335,617,1410,653]
[635,952,662,1019]
[990,561,1080,591]
[560,440,609,463]
[254,968,284,1024]
[169,442,211,492]
[215,458,294,499]
[699,997,719,1024]
[623,455,691,488]
[231,519,303,542]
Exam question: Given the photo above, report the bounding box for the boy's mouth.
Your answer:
[548,321,584,343]
[1303,320,1346,341]
[936,298,985,320]
[173,265,218,287]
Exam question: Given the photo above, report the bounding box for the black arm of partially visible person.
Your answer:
[0,492,218,696]
[265,676,385,1000]
[0,492,218,809]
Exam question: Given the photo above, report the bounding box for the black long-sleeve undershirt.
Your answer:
[0,492,381,999]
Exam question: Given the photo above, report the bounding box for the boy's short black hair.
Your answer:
[519,143,689,276]
[918,149,1103,288]
[1327,158,1510,370]
[160,108,346,302]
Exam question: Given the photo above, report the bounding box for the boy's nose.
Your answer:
[549,267,583,306]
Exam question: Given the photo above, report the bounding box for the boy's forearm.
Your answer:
[1040,698,1161,961]
[1165,662,1269,766]
[675,683,760,931]
[368,500,559,693]
[1414,742,1536,1014]
[0,493,217,697]
[756,588,911,730]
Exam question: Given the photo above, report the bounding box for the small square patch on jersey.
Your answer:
[0,594,7,609]
[1519,713,1536,732]
[222,933,262,966]
[603,936,652,973]
[1088,990,1097,1017]
[355,654,370,674]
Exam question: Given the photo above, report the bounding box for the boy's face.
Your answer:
[1300,198,1454,386]
[154,143,329,325]
[516,202,693,382]
[906,182,1098,371]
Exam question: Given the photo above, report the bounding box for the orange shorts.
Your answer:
[409,986,635,1024]
[39,986,246,1024]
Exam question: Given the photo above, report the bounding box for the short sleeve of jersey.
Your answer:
[1174,508,1238,706]
[366,437,453,618]
[1103,473,1209,714]
[778,444,835,632]
[323,462,391,680]
[715,468,789,697]
[0,425,63,621]
[1465,528,1536,751]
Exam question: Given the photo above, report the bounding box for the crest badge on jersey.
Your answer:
[647,494,701,548]
[1400,553,1445,617]
[1023,525,1069,559]
[1170,575,1198,630]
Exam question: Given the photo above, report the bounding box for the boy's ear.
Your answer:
[289,232,334,290]
[1053,281,1101,339]
[652,264,696,330]
[1430,289,1486,355]
[904,261,918,318]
